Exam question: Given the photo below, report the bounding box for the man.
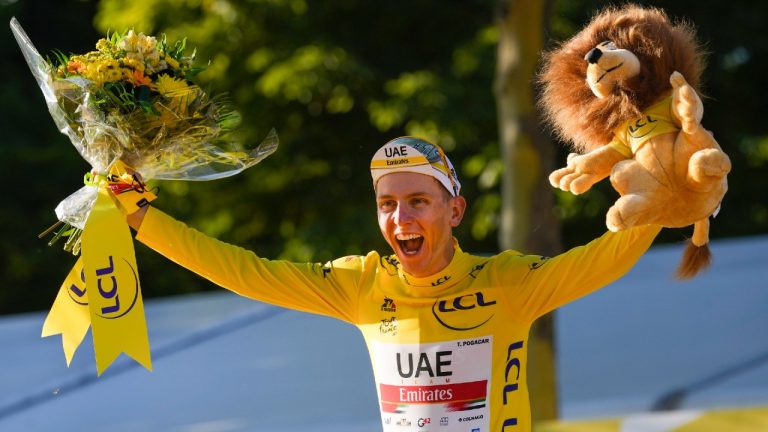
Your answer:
[126,136,660,432]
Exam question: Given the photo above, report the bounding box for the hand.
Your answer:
[127,205,149,231]
[106,160,157,217]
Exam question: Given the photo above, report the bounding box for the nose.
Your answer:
[585,47,602,64]
[393,203,414,224]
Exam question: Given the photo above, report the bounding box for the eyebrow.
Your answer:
[376,191,431,200]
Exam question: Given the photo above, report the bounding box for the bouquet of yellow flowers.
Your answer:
[11,17,277,374]
[11,18,277,253]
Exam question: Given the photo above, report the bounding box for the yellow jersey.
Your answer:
[137,207,660,432]
[609,95,679,158]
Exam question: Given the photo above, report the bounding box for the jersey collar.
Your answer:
[392,239,476,296]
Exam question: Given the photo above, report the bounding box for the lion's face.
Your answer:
[585,41,640,99]
[538,5,704,153]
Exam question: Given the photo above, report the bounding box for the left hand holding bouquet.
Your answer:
[11,18,278,374]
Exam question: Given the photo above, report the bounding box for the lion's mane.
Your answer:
[538,4,705,152]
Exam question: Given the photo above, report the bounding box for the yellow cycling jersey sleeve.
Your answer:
[499,224,661,323]
[136,207,364,323]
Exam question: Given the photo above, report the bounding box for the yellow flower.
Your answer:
[96,59,122,83]
[95,38,110,51]
[95,38,119,58]
[72,58,121,86]
[122,57,145,73]
[155,74,195,115]
[155,74,189,97]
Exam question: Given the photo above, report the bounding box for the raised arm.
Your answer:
[500,224,661,323]
[132,206,363,323]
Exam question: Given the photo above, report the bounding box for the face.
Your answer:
[376,172,466,278]
[584,40,641,98]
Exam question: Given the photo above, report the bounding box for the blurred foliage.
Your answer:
[1,0,766,315]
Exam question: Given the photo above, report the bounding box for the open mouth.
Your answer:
[596,62,624,83]
[396,233,424,256]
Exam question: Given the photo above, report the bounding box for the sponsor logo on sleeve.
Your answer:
[529,256,549,270]
[312,262,334,277]
[468,262,487,279]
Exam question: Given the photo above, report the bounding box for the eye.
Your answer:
[378,200,396,211]
[409,197,429,207]
[599,40,618,50]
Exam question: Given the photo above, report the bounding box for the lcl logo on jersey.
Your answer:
[432,292,496,331]
[380,255,400,276]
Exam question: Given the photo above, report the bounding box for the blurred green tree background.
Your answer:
[1,0,766,315]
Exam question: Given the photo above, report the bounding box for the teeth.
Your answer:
[396,233,422,241]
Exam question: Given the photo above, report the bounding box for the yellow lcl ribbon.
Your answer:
[43,171,152,375]
[41,257,89,366]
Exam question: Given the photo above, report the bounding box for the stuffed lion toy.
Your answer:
[539,4,731,279]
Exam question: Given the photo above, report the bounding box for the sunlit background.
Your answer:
[1,0,767,430]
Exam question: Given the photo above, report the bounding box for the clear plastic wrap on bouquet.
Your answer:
[12,17,279,373]
[11,18,278,233]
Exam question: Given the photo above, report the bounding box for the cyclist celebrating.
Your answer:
[127,136,660,432]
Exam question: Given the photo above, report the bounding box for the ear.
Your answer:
[449,195,467,228]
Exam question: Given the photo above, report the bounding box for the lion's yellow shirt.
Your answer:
[137,207,660,432]
[609,95,679,158]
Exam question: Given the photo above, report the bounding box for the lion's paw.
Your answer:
[671,71,703,134]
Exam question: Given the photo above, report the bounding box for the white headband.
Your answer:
[370,136,461,197]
